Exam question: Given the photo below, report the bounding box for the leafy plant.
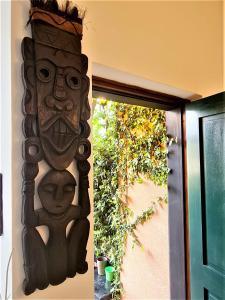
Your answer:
[93,99,168,299]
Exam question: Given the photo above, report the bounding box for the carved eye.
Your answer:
[38,67,51,82]
[36,60,54,83]
[40,68,49,78]
[66,73,80,90]
[64,184,75,193]
[43,184,56,193]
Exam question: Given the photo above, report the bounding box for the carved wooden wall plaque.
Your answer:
[21,1,90,294]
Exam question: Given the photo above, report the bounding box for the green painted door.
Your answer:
[186,92,225,300]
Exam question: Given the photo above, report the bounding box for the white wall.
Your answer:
[81,0,223,97]
[224,0,225,90]
[0,0,12,298]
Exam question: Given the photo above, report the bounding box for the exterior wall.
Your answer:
[121,180,169,300]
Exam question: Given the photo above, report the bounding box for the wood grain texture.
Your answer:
[21,18,90,295]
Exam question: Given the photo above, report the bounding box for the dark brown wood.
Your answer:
[0,174,2,235]
[166,108,186,300]
[92,76,190,109]
[21,7,90,295]
[22,169,89,291]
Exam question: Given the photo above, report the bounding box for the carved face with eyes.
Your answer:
[34,40,83,170]
[38,170,76,215]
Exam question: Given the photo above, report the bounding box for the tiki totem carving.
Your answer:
[21,1,90,295]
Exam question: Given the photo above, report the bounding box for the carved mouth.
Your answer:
[43,118,77,153]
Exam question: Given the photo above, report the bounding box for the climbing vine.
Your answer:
[93,99,168,299]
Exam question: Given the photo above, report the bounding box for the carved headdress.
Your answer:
[28,0,84,36]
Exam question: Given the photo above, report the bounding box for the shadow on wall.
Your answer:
[121,180,169,300]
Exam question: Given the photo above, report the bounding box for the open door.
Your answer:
[186,92,225,299]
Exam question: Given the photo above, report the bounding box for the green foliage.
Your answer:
[93,99,168,299]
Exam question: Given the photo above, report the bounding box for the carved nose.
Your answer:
[55,88,66,100]
[55,186,63,202]
[54,71,66,100]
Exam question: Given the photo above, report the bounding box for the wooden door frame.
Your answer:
[166,108,188,300]
[92,76,190,300]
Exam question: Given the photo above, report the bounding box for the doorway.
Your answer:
[93,97,169,299]
[92,76,188,300]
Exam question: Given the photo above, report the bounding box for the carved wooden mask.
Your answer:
[21,2,90,295]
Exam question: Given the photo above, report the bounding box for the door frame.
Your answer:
[166,108,188,300]
[92,76,190,300]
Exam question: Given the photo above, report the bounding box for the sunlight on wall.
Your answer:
[121,180,169,300]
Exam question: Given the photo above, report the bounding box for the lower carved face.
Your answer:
[35,43,82,170]
[38,170,76,215]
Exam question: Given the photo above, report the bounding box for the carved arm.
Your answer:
[22,163,39,227]
[77,160,91,218]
